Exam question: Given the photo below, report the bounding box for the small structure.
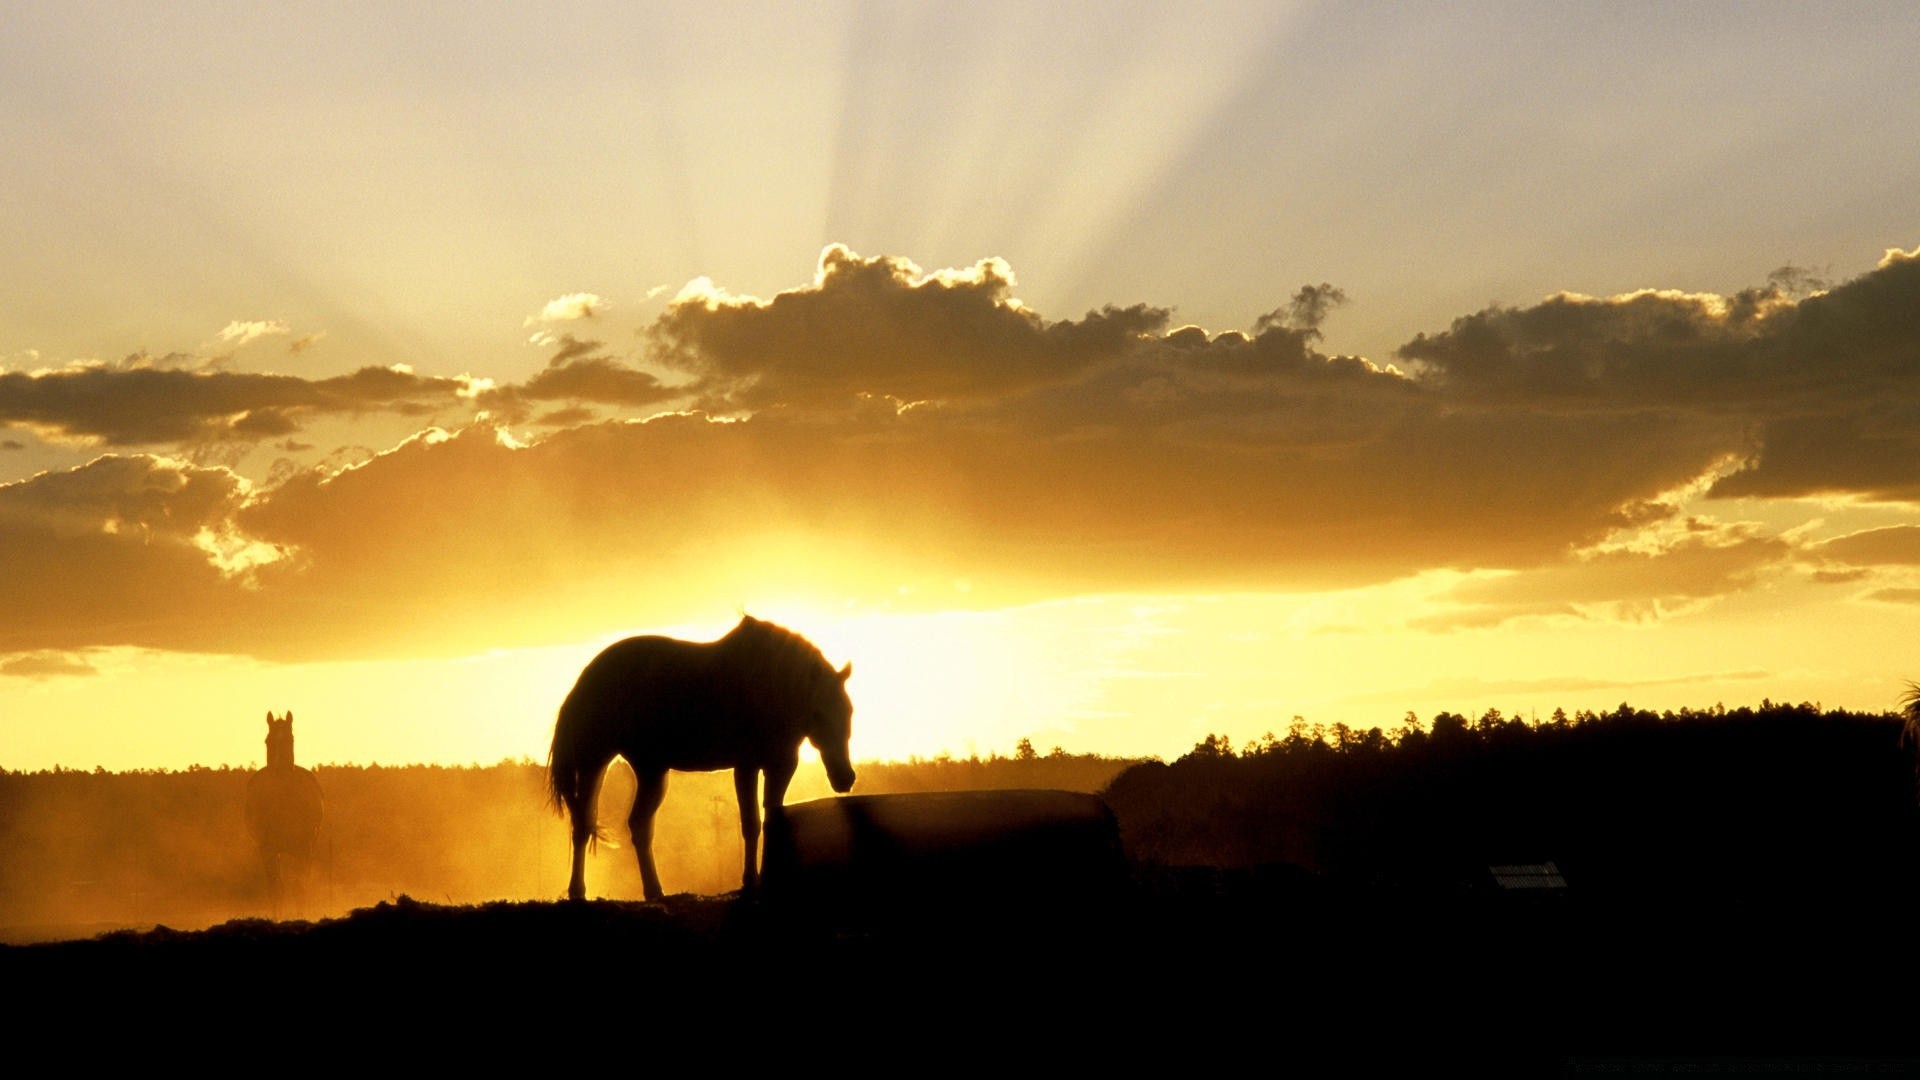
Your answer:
[762,789,1128,928]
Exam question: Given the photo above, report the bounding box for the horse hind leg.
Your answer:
[563,758,611,902]
[629,767,669,902]
[568,819,591,902]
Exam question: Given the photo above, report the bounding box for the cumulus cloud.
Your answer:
[1401,249,1920,500]
[651,245,1168,409]
[0,455,273,654]
[527,292,605,325]
[3,244,1919,662]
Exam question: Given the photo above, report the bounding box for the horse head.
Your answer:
[807,662,857,793]
[264,710,296,768]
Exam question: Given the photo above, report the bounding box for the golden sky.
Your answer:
[5,3,1920,770]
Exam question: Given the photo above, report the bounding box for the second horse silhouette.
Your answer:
[246,711,324,914]
[547,616,855,901]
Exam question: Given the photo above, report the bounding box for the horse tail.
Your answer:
[547,697,608,848]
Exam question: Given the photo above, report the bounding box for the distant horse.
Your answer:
[548,616,856,901]
[245,711,325,913]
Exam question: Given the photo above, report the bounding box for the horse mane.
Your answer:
[723,616,837,709]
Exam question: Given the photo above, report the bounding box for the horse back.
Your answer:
[562,634,782,770]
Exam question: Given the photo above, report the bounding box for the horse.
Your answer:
[548,615,856,902]
[245,711,325,914]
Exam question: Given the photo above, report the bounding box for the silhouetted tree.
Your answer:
[1190,733,1233,758]
[1902,682,1920,762]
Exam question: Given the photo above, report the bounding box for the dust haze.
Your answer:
[0,753,1127,941]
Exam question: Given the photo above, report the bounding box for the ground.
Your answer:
[6,870,1913,1072]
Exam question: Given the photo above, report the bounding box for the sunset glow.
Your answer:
[5,4,1920,773]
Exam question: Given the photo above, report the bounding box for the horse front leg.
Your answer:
[564,757,610,902]
[734,766,762,894]
[630,768,668,901]
[756,756,799,891]
[763,755,796,816]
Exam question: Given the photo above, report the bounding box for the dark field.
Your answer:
[8,704,1920,1070]
[8,871,1916,1071]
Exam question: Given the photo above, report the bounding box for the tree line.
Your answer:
[1105,699,1920,899]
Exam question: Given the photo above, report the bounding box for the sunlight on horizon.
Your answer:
[8,568,1917,774]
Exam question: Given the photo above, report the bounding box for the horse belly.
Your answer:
[648,748,737,774]
[614,701,751,773]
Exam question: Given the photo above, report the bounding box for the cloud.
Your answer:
[217,320,290,347]
[531,406,598,428]
[1805,525,1920,567]
[0,651,98,679]
[0,455,274,655]
[0,363,474,446]
[1254,283,1349,337]
[1419,528,1793,629]
[478,336,677,421]
[651,244,1168,409]
[288,332,327,354]
[1400,249,1920,501]
[4,244,1919,663]
[513,355,673,408]
[1340,668,1772,706]
[526,292,604,325]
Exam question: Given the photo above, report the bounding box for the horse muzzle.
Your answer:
[827,759,856,793]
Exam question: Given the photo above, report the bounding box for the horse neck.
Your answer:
[266,736,295,769]
[716,619,837,733]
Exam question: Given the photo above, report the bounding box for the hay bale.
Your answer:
[762,790,1127,924]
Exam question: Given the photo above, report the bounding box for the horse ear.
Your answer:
[838,662,852,682]
[286,711,294,725]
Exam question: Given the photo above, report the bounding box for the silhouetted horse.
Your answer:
[548,616,856,901]
[245,711,324,913]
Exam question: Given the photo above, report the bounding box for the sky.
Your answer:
[4,1,1920,771]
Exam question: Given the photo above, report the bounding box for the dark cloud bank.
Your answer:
[3,244,1916,662]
